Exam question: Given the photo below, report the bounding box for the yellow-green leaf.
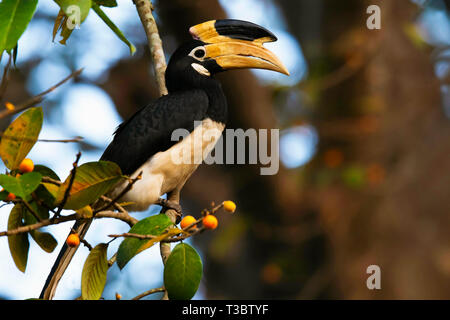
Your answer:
[7,204,29,272]
[81,243,108,300]
[54,0,92,23]
[30,230,57,253]
[76,205,93,218]
[22,203,57,253]
[53,0,92,44]
[137,227,187,253]
[0,107,43,170]
[56,161,123,210]
[116,214,173,269]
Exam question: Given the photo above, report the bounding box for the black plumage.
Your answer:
[101,40,227,176]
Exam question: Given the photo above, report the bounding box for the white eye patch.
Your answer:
[191,63,211,76]
[188,46,207,61]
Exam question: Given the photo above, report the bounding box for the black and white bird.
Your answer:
[40,19,288,299]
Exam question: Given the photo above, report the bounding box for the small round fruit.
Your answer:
[180,215,197,229]
[223,200,236,213]
[6,193,16,201]
[203,214,218,230]
[19,158,34,173]
[66,233,80,247]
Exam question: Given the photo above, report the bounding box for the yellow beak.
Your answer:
[204,41,290,75]
[190,20,290,76]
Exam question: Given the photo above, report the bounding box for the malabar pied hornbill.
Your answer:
[40,19,289,299]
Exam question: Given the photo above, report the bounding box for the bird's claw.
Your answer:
[157,198,183,223]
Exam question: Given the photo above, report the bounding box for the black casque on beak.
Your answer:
[189,19,289,75]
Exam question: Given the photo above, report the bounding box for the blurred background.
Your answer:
[1,0,450,299]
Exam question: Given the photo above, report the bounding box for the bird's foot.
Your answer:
[156,198,182,223]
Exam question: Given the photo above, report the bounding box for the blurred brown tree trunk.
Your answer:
[297,0,450,299]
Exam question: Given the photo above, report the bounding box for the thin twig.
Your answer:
[41,176,62,186]
[38,137,84,143]
[55,152,81,217]
[132,287,165,300]
[80,238,93,251]
[0,210,137,237]
[0,133,84,144]
[162,227,205,243]
[0,68,82,119]
[21,200,42,223]
[108,232,158,240]
[96,210,137,226]
[108,253,117,267]
[0,214,77,237]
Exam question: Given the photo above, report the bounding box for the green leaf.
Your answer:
[7,204,29,272]
[116,214,173,270]
[22,202,57,253]
[81,243,109,300]
[37,183,58,207]
[164,243,203,300]
[94,0,117,7]
[56,161,123,210]
[0,189,9,201]
[0,107,43,170]
[33,165,60,181]
[0,0,38,57]
[76,205,93,219]
[33,165,61,208]
[23,199,49,222]
[91,3,136,55]
[52,0,92,44]
[30,230,58,253]
[0,172,42,199]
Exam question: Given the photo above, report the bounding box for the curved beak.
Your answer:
[204,41,290,75]
[190,19,290,76]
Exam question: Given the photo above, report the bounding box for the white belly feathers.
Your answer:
[109,118,225,212]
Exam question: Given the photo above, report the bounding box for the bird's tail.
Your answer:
[39,218,92,300]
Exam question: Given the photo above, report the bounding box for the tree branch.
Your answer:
[132,287,165,300]
[0,68,82,119]
[0,210,137,237]
[55,152,81,217]
[0,214,77,237]
[132,0,168,96]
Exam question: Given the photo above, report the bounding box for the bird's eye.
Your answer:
[189,46,206,60]
[194,48,206,59]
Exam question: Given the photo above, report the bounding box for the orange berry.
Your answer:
[5,102,15,111]
[66,233,80,247]
[115,293,122,300]
[6,193,16,201]
[223,200,236,213]
[19,158,34,173]
[203,214,218,230]
[180,215,197,229]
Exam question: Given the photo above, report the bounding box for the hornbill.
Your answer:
[40,19,289,299]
